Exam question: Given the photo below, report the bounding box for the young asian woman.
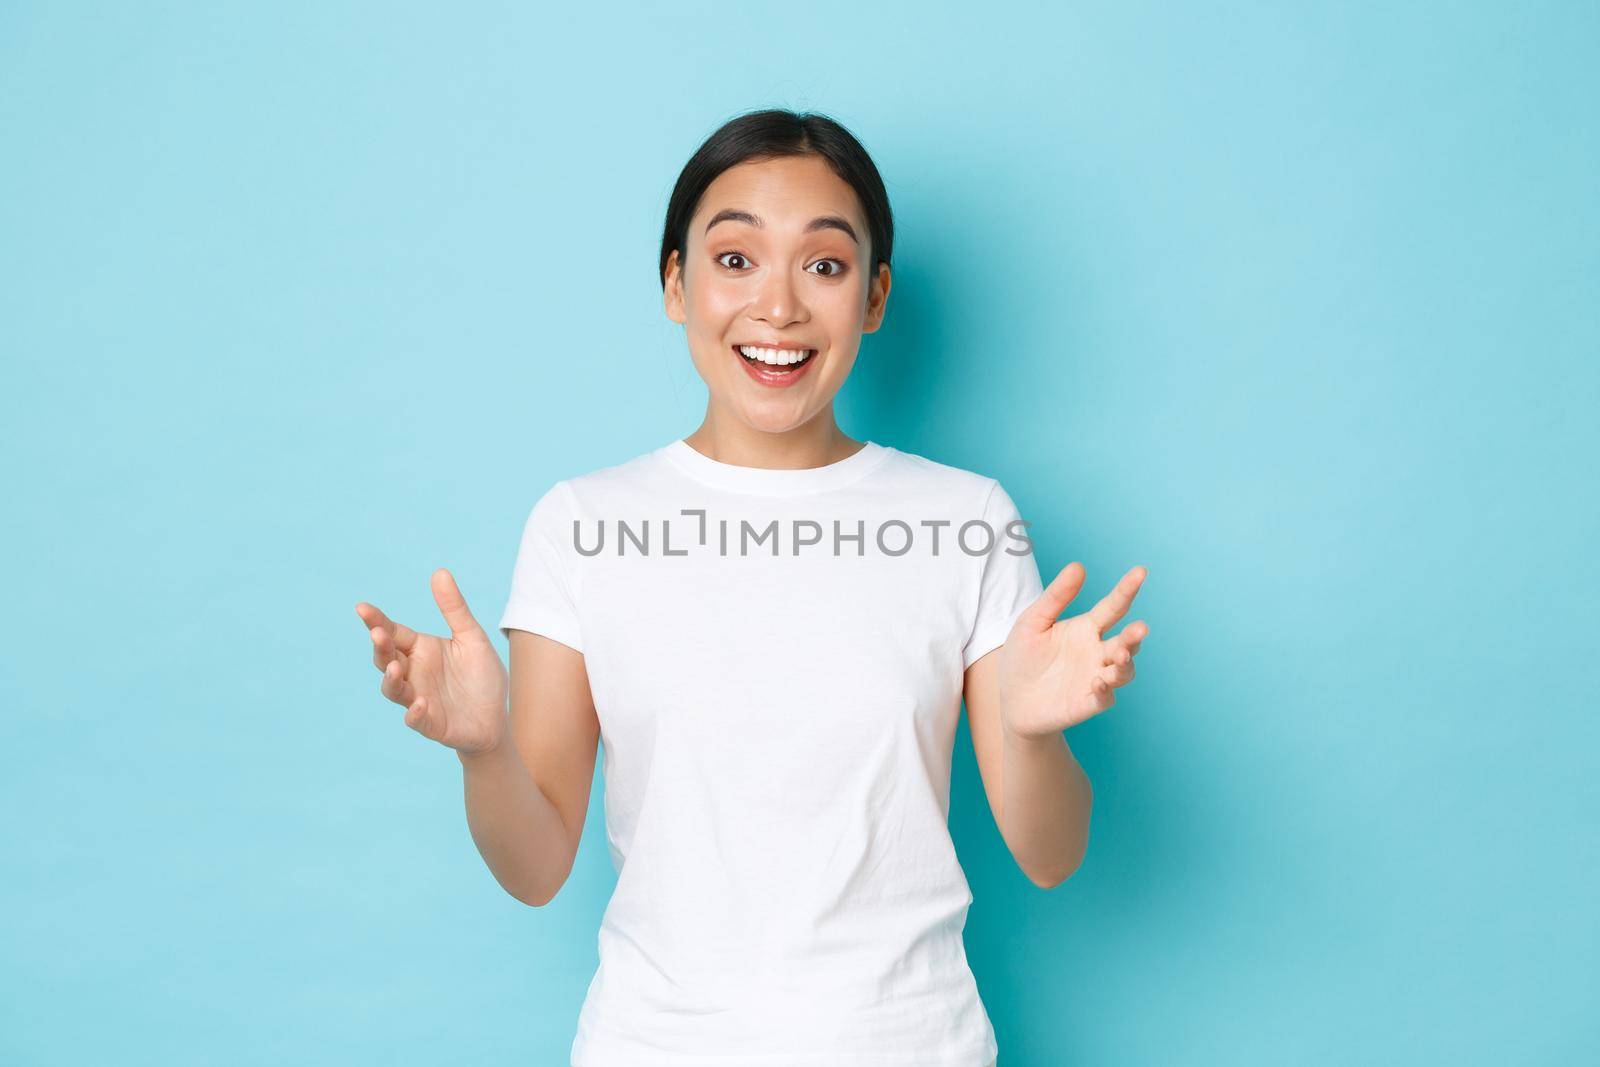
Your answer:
[355,108,1149,1067]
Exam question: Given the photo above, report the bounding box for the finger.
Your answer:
[430,568,484,640]
[1021,561,1087,631]
[1115,620,1148,657]
[379,659,416,708]
[392,645,411,676]
[355,602,421,654]
[1104,621,1148,662]
[1087,566,1148,635]
[1088,675,1117,713]
[1101,656,1135,687]
[368,627,413,675]
[369,625,405,671]
[404,695,444,742]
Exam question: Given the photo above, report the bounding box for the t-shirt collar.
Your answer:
[656,437,892,495]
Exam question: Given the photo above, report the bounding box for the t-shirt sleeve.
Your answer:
[498,480,584,653]
[961,479,1044,670]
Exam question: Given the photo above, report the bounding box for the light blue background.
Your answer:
[3,2,1595,1063]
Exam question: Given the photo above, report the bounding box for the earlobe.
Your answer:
[862,263,892,334]
[663,250,686,324]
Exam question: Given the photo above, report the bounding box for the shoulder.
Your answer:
[511,447,665,535]
[565,447,663,492]
[878,445,1005,510]
[528,446,666,508]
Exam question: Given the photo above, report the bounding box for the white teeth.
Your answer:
[738,345,813,366]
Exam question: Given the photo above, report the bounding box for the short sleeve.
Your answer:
[961,479,1044,669]
[498,480,584,653]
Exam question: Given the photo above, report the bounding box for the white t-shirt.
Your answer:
[498,438,1043,1067]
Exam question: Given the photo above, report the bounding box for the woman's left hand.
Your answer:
[998,562,1149,739]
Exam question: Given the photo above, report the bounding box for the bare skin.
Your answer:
[354,154,1148,904]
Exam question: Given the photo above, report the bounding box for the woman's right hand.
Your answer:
[355,568,510,757]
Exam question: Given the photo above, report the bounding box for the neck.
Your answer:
[683,407,864,470]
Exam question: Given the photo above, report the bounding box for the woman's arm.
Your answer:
[964,651,1093,889]
[357,568,600,907]
[964,561,1148,889]
[460,630,600,906]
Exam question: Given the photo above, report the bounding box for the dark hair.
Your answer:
[658,108,894,289]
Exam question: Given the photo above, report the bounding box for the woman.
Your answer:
[355,109,1148,1067]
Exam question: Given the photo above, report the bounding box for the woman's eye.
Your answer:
[807,259,846,277]
[716,252,750,270]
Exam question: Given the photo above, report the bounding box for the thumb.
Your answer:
[1021,561,1086,631]
[430,568,484,639]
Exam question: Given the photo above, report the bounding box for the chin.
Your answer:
[735,404,816,436]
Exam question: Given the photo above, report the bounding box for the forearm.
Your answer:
[1000,724,1094,888]
[457,730,573,906]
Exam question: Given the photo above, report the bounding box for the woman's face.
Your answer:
[663,154,891,436]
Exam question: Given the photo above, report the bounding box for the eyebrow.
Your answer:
[703,209,860,244]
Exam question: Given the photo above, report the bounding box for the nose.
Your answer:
[751,265,808,328]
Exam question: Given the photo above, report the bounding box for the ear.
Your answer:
[663,250,686,324]
[861,262,892,334]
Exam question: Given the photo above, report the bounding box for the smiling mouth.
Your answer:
[734,344,817,372]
